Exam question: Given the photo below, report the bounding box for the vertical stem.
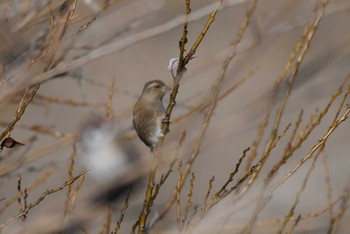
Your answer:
[138,161,157,233]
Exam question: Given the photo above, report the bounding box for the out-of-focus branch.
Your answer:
[29,0,243,86]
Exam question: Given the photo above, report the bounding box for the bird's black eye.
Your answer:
[155,84,161,89]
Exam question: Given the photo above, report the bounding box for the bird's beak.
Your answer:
[163,85,171,92]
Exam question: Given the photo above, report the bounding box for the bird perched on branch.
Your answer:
[133,80,171,151]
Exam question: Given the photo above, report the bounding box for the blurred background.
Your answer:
[0,0,350,233]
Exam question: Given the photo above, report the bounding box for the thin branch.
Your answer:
[198,123,290,223]
[0,167,57,214]
[173,66,259,124]
[176,159,183,230]
[0,84,40,142]
[59,0,79,40]
[35,94,106,108]
[273,106,350,190]
[17,174,24,220]
[183,0,221,65]
[182,173,195,230]
[177,0,191,71]
[322,152,334,220]
[0,170,86,229]
[113,187,132,234]
[29,0,247,86]
[277,146,324,234]
[223,195,343,230]
[137,1,223,232]
[159,0,222,141]
[211,147,250,201]
[158,0,257,222]
[105,77,116,119]
[235,4,332,230]
[327,182,350,234]
[200,176,215,216]
[286,214,301,234]
[65,143,77,219]
[137,162,157,233]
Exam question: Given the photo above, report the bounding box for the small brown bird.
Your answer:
[0,137,25,149]
[133,80,171,151]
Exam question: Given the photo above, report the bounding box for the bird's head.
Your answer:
[141,80,171,100]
